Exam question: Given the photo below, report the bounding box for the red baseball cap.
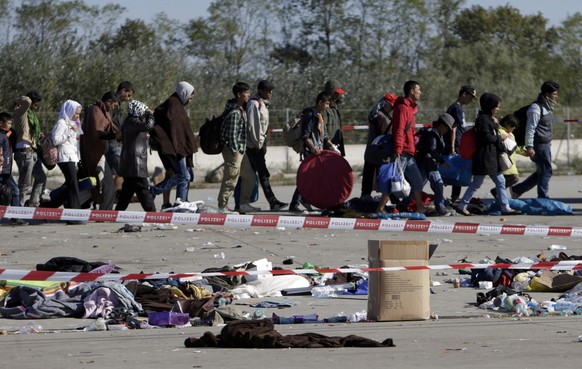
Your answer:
[383,93,398,105]
[335,87,346,94]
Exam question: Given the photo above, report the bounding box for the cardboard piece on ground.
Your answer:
[368,240,431,321]
[536,270,582,292]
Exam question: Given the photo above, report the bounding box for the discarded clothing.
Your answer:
[184,319,395,348]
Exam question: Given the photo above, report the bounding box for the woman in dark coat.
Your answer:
[115,100,156,212]
[456,93,520,216]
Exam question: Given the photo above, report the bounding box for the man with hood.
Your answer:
[217,81,251,213]
[322,79,346,156]
[80,91,118,210]
[150,81,198,202]
[510,81,559,199]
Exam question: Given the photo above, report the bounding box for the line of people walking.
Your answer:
[0,78,560,222]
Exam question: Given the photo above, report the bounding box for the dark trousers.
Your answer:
[58,162,81,209]
[361,161,377,197]
[246,146,276,204]
[115,177,156,212]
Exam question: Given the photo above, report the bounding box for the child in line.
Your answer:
[0,112,27,225]
[414,113,455,216]
[490,114,527,198]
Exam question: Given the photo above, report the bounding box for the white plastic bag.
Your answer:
[390,159,411,197]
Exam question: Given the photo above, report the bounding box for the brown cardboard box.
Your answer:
[367,240,431,321]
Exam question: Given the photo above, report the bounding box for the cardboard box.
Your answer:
[367,240,431,321]
[148,312,190,326]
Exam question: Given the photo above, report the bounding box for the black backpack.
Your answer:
[512,102,540,147]
[199,112,226,155]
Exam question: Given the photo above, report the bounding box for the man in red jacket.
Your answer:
[391,80,426,213]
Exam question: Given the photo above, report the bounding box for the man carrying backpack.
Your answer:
[217,82,251,213]
[510,81,559,199]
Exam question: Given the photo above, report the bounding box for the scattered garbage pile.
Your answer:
[0,256,369,333]
[445,246,582,317]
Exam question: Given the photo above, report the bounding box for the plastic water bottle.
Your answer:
[348,310,367,322]
[311,285,347,298]
[18,321,43,334]
[83,317,107,332]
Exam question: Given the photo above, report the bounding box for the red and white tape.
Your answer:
[1,205,581,237]
[1,261,581,282]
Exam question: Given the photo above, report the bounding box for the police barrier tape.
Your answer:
[1,205,582,237]
[1,261,582,282]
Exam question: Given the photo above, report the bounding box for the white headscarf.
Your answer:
[176,81,195,105]
[58,99,81,122]
[128,100,148,117]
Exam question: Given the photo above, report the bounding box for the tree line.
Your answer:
[0,0,580,140]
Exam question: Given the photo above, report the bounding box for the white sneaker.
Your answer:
[218,207,238,214]
[239,203,261,213]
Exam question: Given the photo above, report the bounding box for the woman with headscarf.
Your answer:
[455,93,521,216]
[51,99,83,210]
[115,100,156,212]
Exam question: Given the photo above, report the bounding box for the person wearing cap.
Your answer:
[322,79,346,156]
[414,113,455,216]
[446,85,478,202]
[80,91,118,210]
[361,93,397,199]
[237,80,288,212]
[150,81,198,203]
[115,100,156,212]
[455,93,521,216]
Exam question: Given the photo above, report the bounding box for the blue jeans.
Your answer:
[460,173,509,211]
[420,169,445,211]
[152,155,190,200]
[512,143,552,198]
[399,154,424,207]
[1,174,20,206]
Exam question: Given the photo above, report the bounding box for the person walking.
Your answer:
[149,81,198,203]
[237,80,288,212]
[115,100,156,212]
[80,91,118,209]
[322,79,346,156]
[12,91,47,207]
[455,93,521,216]
[51,100,83,212]
[446,85,478,202]
[217,82,251,213]
[510,81,560,199]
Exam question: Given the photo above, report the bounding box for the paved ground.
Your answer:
[1,175,582,369]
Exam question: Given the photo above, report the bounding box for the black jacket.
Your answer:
[119,112,155,178]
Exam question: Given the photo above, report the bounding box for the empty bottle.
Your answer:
[311,285,347,298]
[348,310,368,322]
[18,321,43,334]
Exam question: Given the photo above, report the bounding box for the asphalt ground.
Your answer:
[1,175,582,369]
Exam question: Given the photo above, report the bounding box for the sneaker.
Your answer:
[9,218,28,226]
[161,203,173,210]
[455,206,472,216]
[509,187,520,199]
[299,200,314,212]
[218,207,238,214]
[289,205,307,215]
[270,200,289,211]
[239,203,261,213]
[501,208,522,216]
